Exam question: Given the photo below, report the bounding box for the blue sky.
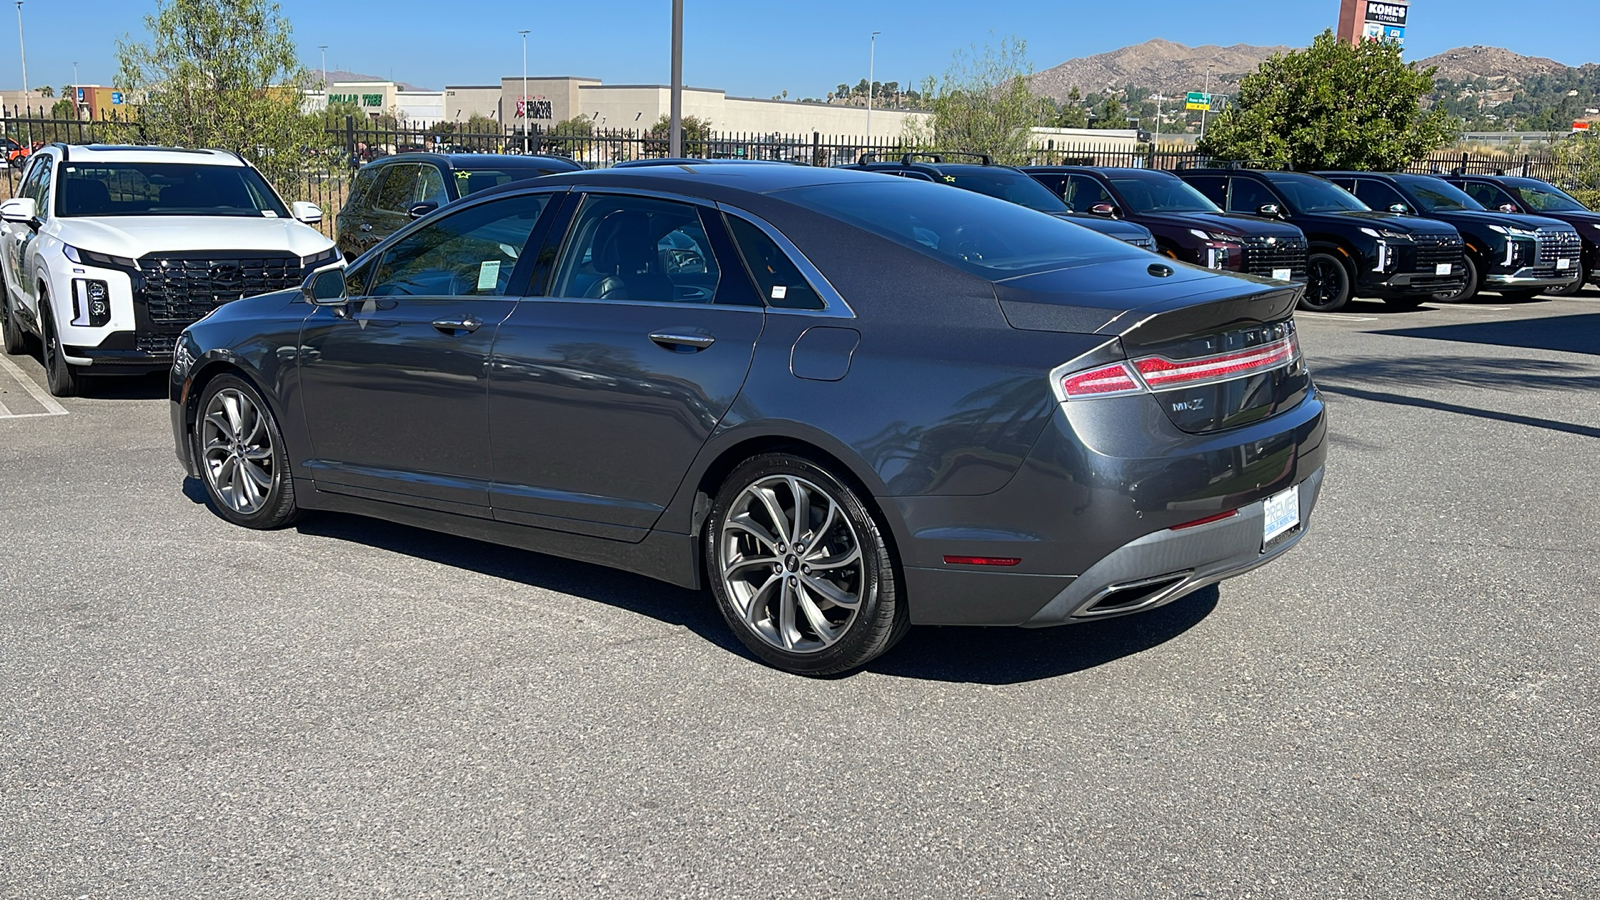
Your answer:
[7,0,1598,98]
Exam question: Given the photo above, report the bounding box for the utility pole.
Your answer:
[319,45,329,100]
[1153,92,1162,146]
[669,0,683,158]
[16,2,27,96]
[1200,64,1212,139]
[519,30,530,153]
[866,31,880,141]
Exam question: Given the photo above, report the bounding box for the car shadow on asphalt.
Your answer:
[85,372,168,400]
[1375,312,1600,357]
[181,489,1218,684]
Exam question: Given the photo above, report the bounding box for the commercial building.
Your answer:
[1338,0,1410,47]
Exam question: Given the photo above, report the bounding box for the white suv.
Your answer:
[0,145,338,396]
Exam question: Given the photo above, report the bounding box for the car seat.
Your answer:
[585,210,676,302]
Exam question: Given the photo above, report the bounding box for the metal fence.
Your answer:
[3,108,1593,240]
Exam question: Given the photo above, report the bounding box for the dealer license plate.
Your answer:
[1557,258,1571,271]
[1263,485,1301,546]
[1436,263,1452,275]
[1272,268,1292,281]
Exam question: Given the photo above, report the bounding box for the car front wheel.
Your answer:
[1301,253,1352,312]
[40,301,83,397]
[194,374,300,529]
[1434,255,1480,303]
[705,453,906,676]
[1545,263,1588,296]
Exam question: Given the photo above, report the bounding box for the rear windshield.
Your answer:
[1395,175,1483,213]
[56,162,289,218]
[1108,175,1221,213]
[944,169,1071,214]
[781,178,1142,279]
[1263,173,1368,214]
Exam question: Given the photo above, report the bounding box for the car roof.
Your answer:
[468,161,895,205]
[51,144,246,166]
[374,152,580,170]
[613,158,801,168]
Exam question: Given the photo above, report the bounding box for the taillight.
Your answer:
[1056,332,1301,401]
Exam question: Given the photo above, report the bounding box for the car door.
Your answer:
[4,154,51,320]
[1351,178,1412,215]
[297,190,558,515]
[1225,177,1284,217]
[486,191,765,540]
[1461,180,1520,213]
[336,163,383,260]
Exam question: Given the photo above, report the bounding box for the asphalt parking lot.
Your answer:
[3,291,1598,898]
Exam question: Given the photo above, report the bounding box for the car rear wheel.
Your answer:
[1434,255,1480,303]
[40,301,84,397]
[194,374,300,529]
[705,453,906,676]
[1301,253,1352,312]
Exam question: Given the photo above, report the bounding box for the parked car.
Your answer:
[1023,166,1309,283]
[171,163,1326,676]
[1175,168,1466,312]
[1440,173,1600,295]
[335,152,582,261]
[0,143,336,397]
[842,153,1159,250]
[3,136,31,168]
[1315,171,1582,302]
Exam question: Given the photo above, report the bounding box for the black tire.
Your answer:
[1,283,25,355]
[1300,252,1353,312]
[192,373,301,529]
[1545,263,1588,297]
[704,452,907,676]
[1434,254,1480,303]
[39,300,84,398]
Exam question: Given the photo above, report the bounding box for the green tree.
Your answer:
[464,113,500,135]
[1054,87,1088,128]
[550,115,594,137]
[38,85,54,98]
[1198,30,1457,170]
[903,35,1048,166]
[647,114,713,149]
[1092,96,1128,129]
[1554,133,1600,208]
[113,0,325,186]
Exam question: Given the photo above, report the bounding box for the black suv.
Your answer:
[1176,168,1466,312]
[1317,171,1583,302]
[1440,173,1599,296]
[336,152,582,260]
[843,154,1158,250]
[1024,166,1309,283]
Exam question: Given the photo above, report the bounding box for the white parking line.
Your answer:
[1297,312,1378,322]
[0,354,67,419]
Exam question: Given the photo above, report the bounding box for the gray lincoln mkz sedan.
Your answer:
[170,163,1327,676]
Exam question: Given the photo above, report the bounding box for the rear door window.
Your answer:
[1063,175,1114,213]
[346,165,381,210]
[1462,181,1518,211]
[549,194,726,305]
[725,214,824,310]
[1181,175,1227,207]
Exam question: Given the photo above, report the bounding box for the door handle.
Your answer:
[432,315,483,334]
[359,223,373,232]
[649,331,715,351]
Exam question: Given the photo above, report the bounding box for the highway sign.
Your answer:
[1186,92,1212,111]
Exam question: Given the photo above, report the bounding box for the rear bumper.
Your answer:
[896,387,1328,626]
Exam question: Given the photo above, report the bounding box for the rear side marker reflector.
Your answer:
[1058,333,1300,400]
[1170,510,1239,530]
[943,556,1023,567]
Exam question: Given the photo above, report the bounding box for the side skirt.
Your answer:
[295,478,701,590]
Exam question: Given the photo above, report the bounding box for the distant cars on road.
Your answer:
[171,162,1325,676]
[1317,171,1583,302]
[1023,166,1309,284]
[336,152,582,261]
[1441,172,1599,296]
[1175,168,1466,313]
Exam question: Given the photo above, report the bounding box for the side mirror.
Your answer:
[290,201,323,224]
[1498,202,1520,214]
[407,201,440,220]
[1389,203,1411,215]
[1089,202,1118,218]
[301,264,349,306]
[1257,203,1282,218]
[0,196,38,225]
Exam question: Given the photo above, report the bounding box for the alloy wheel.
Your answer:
[1302,256,1348,311]
[200,387,277,515]
[717,474,864,654]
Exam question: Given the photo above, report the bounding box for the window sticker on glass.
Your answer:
[771,285,787,300]
[477,260,501,290]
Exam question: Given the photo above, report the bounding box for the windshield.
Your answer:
[1264,174,1369,214]
[944,169,1071,214]
[56,162,290,218]
[1505,178,1590,212]
[1108,175,1221,213]
[1395,176,1483,213]
[781,178,1140,279]
[455,165,568,196]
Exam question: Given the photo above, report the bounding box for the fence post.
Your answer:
[811,131,820,168]
[1522,155,1530,177]
[344,116,356,170]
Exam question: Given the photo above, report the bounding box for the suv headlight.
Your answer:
[1360,227,1413,241]
[301,247,340,269]
[1488,224,1537,237]
[1189,228,1239,243]
[63,245,139,268]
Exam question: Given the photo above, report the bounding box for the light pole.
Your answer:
[318,45,328,99]
[15,1,28,96]
[1200,64,1212,139]
[519,30,530,153]
[669,0,683,158]
[866,31,880,142]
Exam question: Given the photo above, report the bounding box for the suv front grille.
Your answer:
[1414,233,1464,271]
[134,332,180,356]
[1239,234,1308,279]
[137,253,303,326]
[1534,229,1583,275]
